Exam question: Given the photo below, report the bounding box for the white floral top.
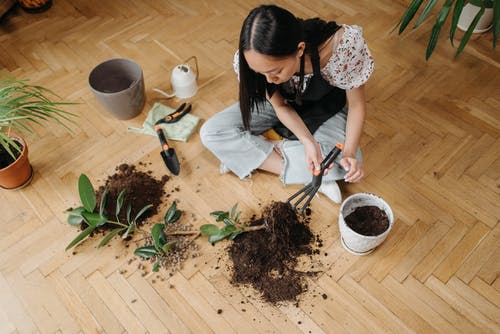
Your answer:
[233,24,374,91]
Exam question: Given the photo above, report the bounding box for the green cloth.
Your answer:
[128,102,200,142]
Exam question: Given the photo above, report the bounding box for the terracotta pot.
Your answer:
[17,0,52,13]
[0,136,33,190]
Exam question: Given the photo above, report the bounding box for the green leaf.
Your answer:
[134,245,158,259]
[220,224,237,234]
[116,190,126,217]
[230,203,238,219]
[164,202,182,225]
[134,204,152,222]
[82,211,107,228]
[455,5,486,57]
[200,224,220,236]
[67,215,84,226]
[450,0,466,45]
[425,0,454,60]
[151,223,168,251]
[208,233,229,244]
[98,227,124,248]
[234,211,241,223]
[152,260,160,272]
[66,225,95,250]
[229,231,243,240]
[493,0,500,47]
[126,203,132,224]
[210,211,229,222]
[398,0,424,33]
[413,0,439,28]
[64,206,85,217]
[99,188,108,217]
[223,217,235,226]
[161,240,177,253]
[122,222,135,239]
[78,174,96,212]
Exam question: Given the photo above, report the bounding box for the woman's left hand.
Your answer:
[340,157,364,183]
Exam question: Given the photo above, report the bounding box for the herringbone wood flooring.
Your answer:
[1,1,499,333]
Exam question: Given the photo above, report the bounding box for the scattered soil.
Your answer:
[0,142,21,169]
[229,201,314,304]
[95,164,169,226]
[344,205,389,236]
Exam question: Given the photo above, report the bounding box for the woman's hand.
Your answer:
[340,156,364,182]
[303,139,322,173]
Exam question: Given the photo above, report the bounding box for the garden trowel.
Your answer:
[154,125,180,175]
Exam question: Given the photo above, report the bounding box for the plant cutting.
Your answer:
[135,202,202,272]
[200,203,266,243]
[0,78,76,189]
[65,174,152,250]
[396,0,500,59]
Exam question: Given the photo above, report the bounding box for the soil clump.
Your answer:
[95,164,169,226]
[344,205,389,236]
[229,201,314,304]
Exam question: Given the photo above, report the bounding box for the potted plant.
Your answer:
[0,78,76,189]
[396,0,499,59]
[338,193,394,255]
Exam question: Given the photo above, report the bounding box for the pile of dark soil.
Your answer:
[345,205,389,236]
[229,201,313,304]
[95,164,169,226]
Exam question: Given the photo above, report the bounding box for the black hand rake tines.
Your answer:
[287,143,344,215]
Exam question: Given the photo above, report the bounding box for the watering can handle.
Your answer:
[183,56,199,81]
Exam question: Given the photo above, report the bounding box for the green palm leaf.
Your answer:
[455,5,486,57]
[426,0,454,60]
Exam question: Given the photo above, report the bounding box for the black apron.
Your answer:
[272,36,346,140]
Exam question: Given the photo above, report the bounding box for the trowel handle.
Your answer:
[316,142,344,175]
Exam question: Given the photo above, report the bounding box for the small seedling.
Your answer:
[134,202,183,272]
[200,203,265,244]
[65,174,152,250]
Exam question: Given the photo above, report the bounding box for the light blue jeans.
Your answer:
[200,102,361,185]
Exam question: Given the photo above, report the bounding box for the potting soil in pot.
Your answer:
[0,143,20,169]
[229,201,314,304]
[95,163,169,227]
[344,205,389,236]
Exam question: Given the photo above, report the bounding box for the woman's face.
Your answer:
[244,43,305,84]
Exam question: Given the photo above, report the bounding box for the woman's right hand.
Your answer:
[302,139,323,173]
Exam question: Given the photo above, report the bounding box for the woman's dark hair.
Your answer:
[238,5,339,129]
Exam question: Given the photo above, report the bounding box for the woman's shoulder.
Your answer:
[322,24,374,89]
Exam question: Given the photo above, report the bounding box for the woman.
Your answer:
[200,5,374,203]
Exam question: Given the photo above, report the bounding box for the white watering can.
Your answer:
[154,56,199,99]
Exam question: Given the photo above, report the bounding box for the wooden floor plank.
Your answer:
[0,0,498,332]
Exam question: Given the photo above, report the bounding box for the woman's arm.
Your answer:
[342,85,366,182]
[267,90,323,172]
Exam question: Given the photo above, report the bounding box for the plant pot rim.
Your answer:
[339,192,394,239]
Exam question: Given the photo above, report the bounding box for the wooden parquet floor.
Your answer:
[1,1,499,333]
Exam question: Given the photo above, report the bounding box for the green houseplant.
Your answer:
[0,78,76,189]
[397,0,499,59]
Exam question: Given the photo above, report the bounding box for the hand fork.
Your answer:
[287,142,344,216]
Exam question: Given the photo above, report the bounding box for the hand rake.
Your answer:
[287,142,344,215]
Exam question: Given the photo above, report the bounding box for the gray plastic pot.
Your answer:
[88,58,145,120]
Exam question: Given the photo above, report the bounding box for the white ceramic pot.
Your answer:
[457,3,494,33]
[338,193,394,255]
